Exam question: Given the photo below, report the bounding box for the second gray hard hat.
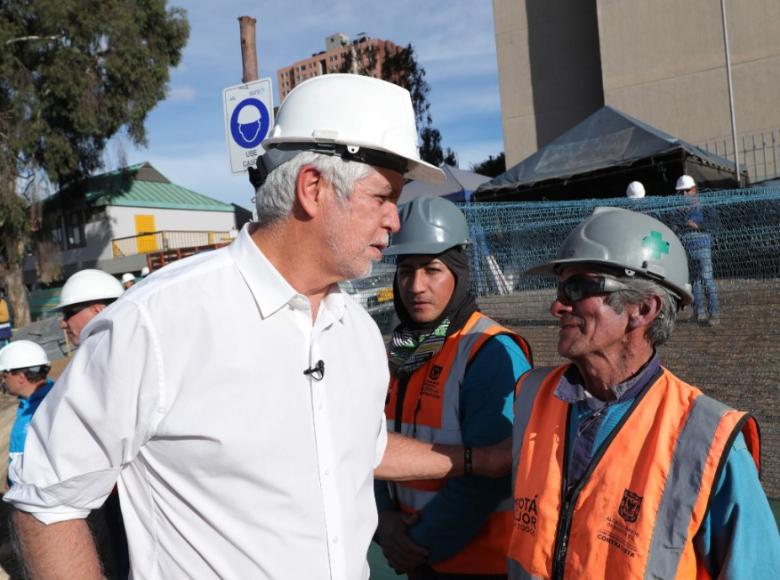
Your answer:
[527,207,693,306]
[384,196,470,256]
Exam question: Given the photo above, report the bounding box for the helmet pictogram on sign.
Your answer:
[230,98,271,149]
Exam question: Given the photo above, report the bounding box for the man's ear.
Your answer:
[295,165,326,219]
[627,296,662,330]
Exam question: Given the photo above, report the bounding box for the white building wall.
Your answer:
[42,206,236,273]
[108,206,235,238]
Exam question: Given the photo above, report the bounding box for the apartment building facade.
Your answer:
[277,33,401,101]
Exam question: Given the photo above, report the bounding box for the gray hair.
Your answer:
[605,277,678,346]
[255,151,374,226]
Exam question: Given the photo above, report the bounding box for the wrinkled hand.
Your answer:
[375,511,428,574]
[474,437,512,478]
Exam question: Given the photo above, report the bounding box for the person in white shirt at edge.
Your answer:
[5,74,511,579]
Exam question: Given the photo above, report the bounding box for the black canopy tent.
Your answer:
[399,164,491,204]
[476,106,746,202]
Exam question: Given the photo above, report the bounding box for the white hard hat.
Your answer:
[54,269,124,311]
[0,340,49,372]
[675,175,696,190]
[141,266,150,277]
[626,181,646,199]
[261,74,445,184]
[121,273,135,284]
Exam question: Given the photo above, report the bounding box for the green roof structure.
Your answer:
[49,162,234,212]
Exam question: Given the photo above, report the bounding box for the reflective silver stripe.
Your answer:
[396,314,515,514]
[512,368,554,484]
[396,423,463,444]
[395,314,508,444]
[644,394,730,580]
[397,487,436,510]
[497,496,514,511]
[508,558,544,579]
[398,486,516,513]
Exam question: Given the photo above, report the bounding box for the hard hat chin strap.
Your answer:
[248,142,408,189]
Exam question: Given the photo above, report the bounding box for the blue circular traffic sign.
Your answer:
[230,98,271,149]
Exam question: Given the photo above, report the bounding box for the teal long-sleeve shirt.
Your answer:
[375,334,531,564]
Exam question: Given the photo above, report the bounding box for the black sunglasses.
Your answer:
[62,304,90,321]
[556,274,629,303]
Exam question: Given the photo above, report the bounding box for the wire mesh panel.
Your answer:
[355,188,780,496]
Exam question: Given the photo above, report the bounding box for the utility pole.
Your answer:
[238,16,258,83]
[720,0,741,186]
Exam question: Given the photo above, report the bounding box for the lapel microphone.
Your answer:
[303,360,325,381]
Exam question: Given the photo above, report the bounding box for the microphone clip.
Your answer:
[303,360,325,381]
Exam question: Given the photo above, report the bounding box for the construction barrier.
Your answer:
[367,187,780,497]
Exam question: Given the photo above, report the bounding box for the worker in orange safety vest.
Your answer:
[508,207,780,579]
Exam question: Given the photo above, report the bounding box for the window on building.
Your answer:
[65,210,86,249]
[51,215,66,250]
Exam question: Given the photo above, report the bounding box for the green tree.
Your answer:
[0,0,189,327]
[471,152,506,178]
[340,40,456,167]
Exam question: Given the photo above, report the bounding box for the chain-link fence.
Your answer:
[364,187,780,497]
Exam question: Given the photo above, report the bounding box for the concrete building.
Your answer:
[493,0,780,182]
[277,33,401,100]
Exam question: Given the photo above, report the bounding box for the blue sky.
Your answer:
[104,0,504,210]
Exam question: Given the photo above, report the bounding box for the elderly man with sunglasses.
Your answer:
[507,207,779,579]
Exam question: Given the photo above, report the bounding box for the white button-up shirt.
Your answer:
[5,225,390,579]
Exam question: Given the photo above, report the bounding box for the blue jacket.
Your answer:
[8,379,54,487]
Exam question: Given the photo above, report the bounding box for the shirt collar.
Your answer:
[229,224,347,324]
[555,352,661,410]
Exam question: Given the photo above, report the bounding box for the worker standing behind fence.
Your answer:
[376,196,532,579]
[676,174,720,325]
[506,207,780,578]
[625,180,646,200]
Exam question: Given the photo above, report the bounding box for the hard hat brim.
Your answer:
[262,137,445,185]
[525,258,693,306]
[383,239,470,256]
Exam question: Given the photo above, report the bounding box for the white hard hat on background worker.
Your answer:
[675,175,696,191]
[0,340,49,373]
[54,269,124,312]
[626,181,646,199]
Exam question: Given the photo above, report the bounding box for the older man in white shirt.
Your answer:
[5,75,448,579]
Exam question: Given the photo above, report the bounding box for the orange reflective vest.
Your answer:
[508,365,760,580]
[385,311,532,574]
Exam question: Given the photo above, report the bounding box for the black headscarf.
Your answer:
[392,246,478,338]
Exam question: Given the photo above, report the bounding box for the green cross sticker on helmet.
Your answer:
[526,207,693,307]
[642,231,670,261]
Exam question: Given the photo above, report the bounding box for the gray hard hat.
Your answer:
[384,196,470,256]
[527,207,693,306]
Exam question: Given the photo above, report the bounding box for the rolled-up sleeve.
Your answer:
[3,299,164,524]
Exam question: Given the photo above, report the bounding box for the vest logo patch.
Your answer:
[619,489,643,523]
[513,494,538,536]
[429,365,443,380]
